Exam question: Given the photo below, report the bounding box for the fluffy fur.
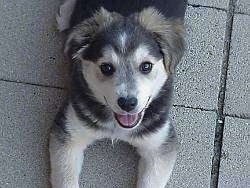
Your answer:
[50,0,187,187]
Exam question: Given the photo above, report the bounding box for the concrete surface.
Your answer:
[79,140,139,188]
[0,0,68,88]
[174,7,226,110]
[218,117,250,187]
[188,0,229,9]
[236,0,250,14]
[224,14,250,118]
[167,107,216,188]
[0,0,249,188]
[0,81,65,188]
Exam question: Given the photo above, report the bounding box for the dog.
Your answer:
[49,0,187,187]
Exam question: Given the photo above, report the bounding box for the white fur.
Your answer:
[132,122,177,188]
[133,45,168,109]
[133,44,151,64]
[49,137,83,188]
[50,104,101,188]
[82,44,167,117]
[50,105,176,188]
[136,58,167,104]
[136,150,176,188]
[119,32,127,52]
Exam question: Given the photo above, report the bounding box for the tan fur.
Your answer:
[135,7,185,73]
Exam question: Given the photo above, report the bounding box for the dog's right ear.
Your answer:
[64,8,122,60]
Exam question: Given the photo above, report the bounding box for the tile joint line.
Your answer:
[187,3,227,12]
[0,78,65,90]
[172,104,249,120]
[210,0,237,188]
[173,104,215,112]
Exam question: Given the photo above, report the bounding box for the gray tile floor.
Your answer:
[0,0,249,188]
[219,117,250,188]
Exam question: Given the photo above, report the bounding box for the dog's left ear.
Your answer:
[135,7,185,74]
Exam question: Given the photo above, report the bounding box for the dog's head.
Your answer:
[65,7,185,129]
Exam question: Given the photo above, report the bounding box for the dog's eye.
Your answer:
[100,63,115,76]
[139,61,153,74]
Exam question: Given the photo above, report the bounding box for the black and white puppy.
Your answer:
[50,0,187,187]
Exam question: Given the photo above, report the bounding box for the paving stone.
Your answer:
[0,0,69,87]
[174,7,226,110]
[236,0,250,14]
[167,107,216,187]
[224,14,250,118]
[0,81,65,188]
[188,0,229,9]
[218,117,250,187]
[79,140,139,188]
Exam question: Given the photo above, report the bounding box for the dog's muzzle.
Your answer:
[104,96,151,129]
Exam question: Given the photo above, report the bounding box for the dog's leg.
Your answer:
[49,104,97,188]
[133,122,177,188]
[49,134,85,188]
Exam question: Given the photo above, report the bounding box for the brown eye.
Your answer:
[100,63,115,76]
[139,61,153,74]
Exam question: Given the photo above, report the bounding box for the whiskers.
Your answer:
[111,138,119,148]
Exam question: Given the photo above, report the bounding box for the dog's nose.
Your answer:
[117,97,138,112]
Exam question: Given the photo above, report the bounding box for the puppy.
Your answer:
[50,0,187,187]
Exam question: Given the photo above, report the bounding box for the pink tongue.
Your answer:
[116,113,139,127]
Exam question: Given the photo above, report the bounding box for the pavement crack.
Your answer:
[173,104,216,112]
[210,0,237,187]
[225,113,250,120]
[235,11,250,16]
[0,78,66,90]
[188,3,227,12]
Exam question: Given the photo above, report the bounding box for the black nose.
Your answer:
[117,97,138,112]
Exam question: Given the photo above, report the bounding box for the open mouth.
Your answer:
[114,111,143,129]
[104,96,151,129]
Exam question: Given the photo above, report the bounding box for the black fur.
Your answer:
[51,99,70,143]
[160,121,178,155]
[82,19,163,62]
[133,75,174,137]
[70,0,187,28]
[70,60,113,123]
[66,17,164,63]
[52,59,112,136]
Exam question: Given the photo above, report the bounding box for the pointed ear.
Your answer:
[135,7,185,74]
[64,7,122,59]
